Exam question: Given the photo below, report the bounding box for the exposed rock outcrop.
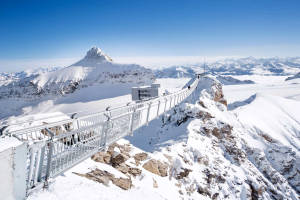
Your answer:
[142,159,169,177]
[134,152,148,165]
[74,168,132,190]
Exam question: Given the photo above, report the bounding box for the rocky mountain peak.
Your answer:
[84,47,113,62]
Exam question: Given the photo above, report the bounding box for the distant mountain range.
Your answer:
[155,57,300,78]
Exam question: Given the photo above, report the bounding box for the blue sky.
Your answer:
[1,0,300,71]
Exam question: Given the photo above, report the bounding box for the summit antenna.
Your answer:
[203,57,206,75]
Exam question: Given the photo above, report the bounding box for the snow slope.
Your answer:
[236,93,300,150]
[223,75,300,104]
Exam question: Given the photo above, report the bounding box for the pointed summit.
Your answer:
[84,47,113,62]
[70,47,113,67]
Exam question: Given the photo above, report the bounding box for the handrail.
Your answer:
[4,77,198,138]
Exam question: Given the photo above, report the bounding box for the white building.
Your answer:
[132,83,161,101]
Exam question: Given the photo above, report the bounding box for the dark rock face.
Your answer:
[111,153,128,167]
[176,168,192,180]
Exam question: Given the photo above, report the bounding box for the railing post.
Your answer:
[33,148,42,185]
[71,113,80,130]
[146,102,152,125]
[44,142,53,188]
[129,108,136,136]
[164,98,168,112]
[44,128,54,189]
[156,100,161,117]
[37,146,45,182]
[102,112,111,147]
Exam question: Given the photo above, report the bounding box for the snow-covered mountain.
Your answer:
[0,47,154,99]
[155,57,300,78]
[0,47,154,120]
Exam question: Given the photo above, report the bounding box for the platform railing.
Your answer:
[4,77,199,194]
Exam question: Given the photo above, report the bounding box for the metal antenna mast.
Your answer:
[203,57,206,74]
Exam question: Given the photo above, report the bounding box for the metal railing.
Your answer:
[4,77,199,194]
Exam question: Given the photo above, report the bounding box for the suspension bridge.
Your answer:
[0,76,199,198]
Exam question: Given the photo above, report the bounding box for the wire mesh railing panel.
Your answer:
[26,141,50,190]
[49,122,106,177]
[148,101,160,122]
[138,106,149,126]
[131,110,141,132]
[106,113,132,145]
